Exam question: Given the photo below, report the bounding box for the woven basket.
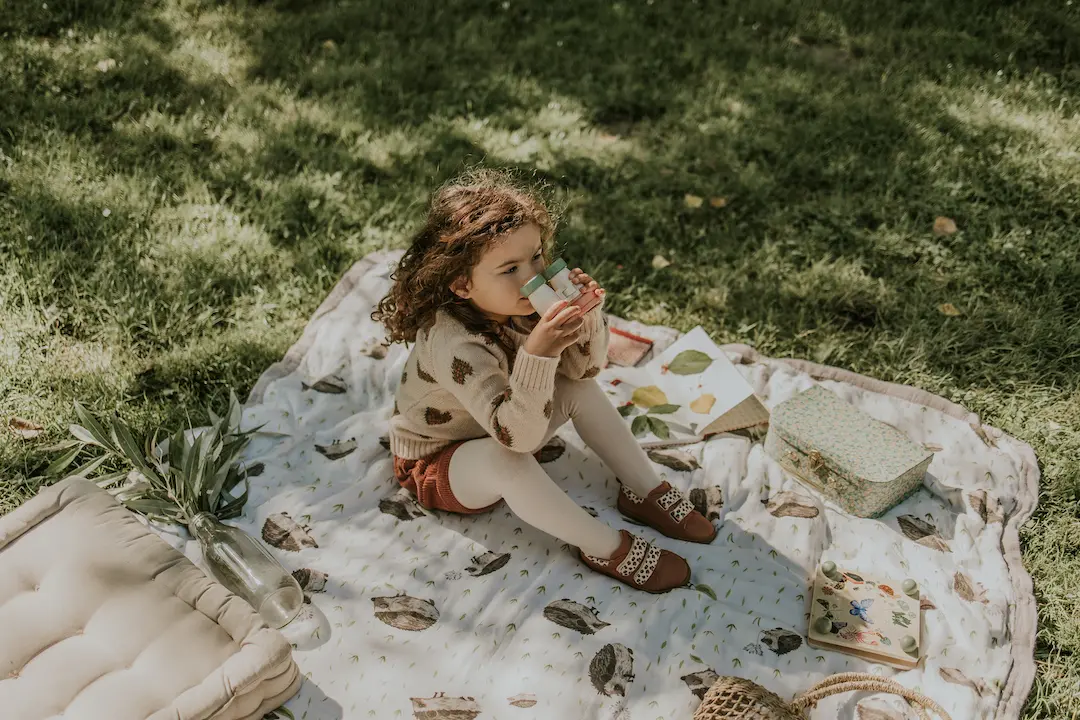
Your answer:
[694,672,952,720]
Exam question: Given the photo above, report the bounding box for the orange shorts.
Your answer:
[393,442,501,515]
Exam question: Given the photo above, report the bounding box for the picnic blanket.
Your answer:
[155,250,1038,720]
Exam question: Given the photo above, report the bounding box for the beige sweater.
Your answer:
[389,304,610,459]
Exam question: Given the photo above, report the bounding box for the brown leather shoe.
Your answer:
[618,481,717,544]
[579,530,691,593]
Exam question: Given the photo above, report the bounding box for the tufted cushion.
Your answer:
[0,478,302,720]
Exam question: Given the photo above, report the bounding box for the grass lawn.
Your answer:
[2,0,1078,714]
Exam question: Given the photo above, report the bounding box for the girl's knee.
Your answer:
[553,376,601,417]
[488,440,539,472]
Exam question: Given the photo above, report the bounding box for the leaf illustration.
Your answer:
[631,385,668,408]
[668,350,714,375]
[856,703,909,720]
[896,515,951,552]
[689,394,716,413]
[647,416,671,440]
[916,535,951,552]
[695,583,717,600]
[508,694,537,709]
[647,449,699,472]
[647,404,680,415]
[617,404,638,417]
[631,415,650,437]
[970,422,997,447]
[536,437,566,464]
[967,490,1005,524]
[953,571,988,604]
[765,491,820,519]
[939,667,989,696]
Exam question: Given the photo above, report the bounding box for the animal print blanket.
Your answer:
[151,251,1038,720]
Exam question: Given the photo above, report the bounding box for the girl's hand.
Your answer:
[523,301,585,358]
[569,268,605,314]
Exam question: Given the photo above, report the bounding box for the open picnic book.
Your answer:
[609,327,770,448]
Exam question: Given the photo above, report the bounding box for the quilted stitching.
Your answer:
[0,478,299,720]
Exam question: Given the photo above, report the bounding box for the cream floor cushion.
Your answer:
[0,477,302,720]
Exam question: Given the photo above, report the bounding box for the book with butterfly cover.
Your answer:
[807,562,924,670]
[607,327,770,449]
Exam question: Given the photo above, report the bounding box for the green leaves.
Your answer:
[647,404,679,415]
[57,390,256,527]
[648,417,671,439]
[668,349,714,375]
[647,448,700,472]
[72,401,118,452]
[695,583,718,600]
[632,415,671,439]
[617,404,639,417]
[44,444,82,476]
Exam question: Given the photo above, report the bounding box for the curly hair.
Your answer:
[372,167,560,353]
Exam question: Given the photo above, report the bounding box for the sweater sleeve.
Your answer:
[557,305,610,380]
[431,332,560,454]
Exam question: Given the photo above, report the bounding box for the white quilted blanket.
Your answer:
[156,251,1038,720]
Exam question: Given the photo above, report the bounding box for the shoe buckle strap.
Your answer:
[671,498,695,523]
[657,487,682,510]
[616,536,649,577]
[633,545,662,585]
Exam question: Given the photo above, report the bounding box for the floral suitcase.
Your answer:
[764,385,932,518]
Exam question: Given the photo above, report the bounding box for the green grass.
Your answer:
[2,0,1078,714]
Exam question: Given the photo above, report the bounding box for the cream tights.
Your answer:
[447,377,663,558]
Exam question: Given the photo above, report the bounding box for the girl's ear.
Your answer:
[450,275,471,299]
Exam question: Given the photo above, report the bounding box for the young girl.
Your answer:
[372,169,716,593]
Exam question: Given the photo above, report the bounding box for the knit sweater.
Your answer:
[389,303,610,459]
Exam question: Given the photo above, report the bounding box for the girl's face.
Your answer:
[452,223,546,322]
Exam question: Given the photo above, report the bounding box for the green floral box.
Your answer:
[764,385,933,518]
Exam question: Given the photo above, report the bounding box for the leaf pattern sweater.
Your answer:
[389,304,609,459]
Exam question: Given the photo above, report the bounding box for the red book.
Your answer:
[606,326,654,367]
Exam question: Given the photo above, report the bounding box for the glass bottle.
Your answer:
[188,513,303,629]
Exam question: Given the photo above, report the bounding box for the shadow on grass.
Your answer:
[1,0,1075,430]
[0,0,169,38]
[201,0,1079,385]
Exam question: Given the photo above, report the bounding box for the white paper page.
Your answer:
[646,327,754,430]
